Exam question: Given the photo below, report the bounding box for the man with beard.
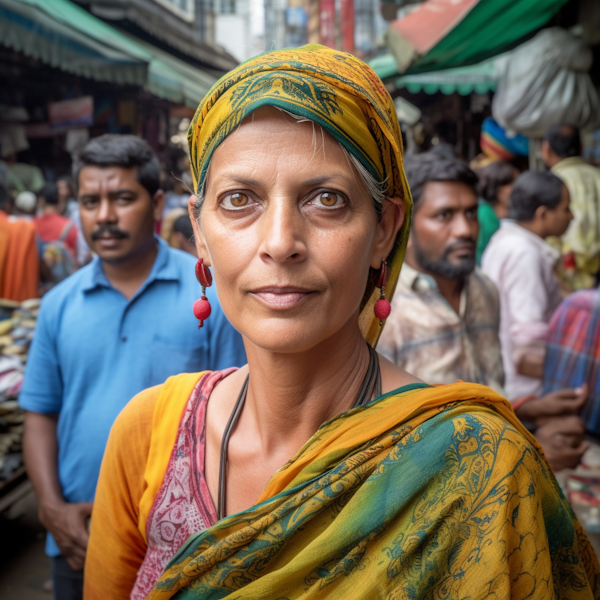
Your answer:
[379,155,588,472]
[378,153,505,391]
[19,135,246,600]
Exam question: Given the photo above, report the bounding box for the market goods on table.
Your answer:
[0,298,38,482]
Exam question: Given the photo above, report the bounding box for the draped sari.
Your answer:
[146,374,600,599]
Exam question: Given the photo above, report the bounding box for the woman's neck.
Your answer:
[240,320,371,454]
[204,315,420,516]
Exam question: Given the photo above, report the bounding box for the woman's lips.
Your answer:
[250,288,314,309]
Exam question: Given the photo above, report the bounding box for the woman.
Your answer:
[474,160,518,263]
[85,46,599,599]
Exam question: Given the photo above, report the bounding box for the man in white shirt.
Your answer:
[482,170,573,400]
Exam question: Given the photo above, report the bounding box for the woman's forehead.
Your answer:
[209,108,352,177]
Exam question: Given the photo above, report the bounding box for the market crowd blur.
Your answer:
[0,46,598,600]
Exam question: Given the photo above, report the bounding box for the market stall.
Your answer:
[0,298,38,514]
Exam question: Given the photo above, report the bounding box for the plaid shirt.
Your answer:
[543,289,600,436]
[378,263,505,394]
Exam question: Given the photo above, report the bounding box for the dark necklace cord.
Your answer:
[217,343,381,520]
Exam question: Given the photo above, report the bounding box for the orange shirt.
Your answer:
[0,211,39,301]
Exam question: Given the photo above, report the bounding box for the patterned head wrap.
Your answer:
[480,117,529,161]
[187,44,412,346]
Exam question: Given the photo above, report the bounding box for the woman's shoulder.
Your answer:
[111,384,162,444]
[426,399,543,471]
[388,382,539,462]
[111,372,211,441]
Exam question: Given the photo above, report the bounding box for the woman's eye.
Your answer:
[221,192,251,210]
[311,192,345,209]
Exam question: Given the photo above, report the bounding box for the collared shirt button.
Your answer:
[121,335,127,342]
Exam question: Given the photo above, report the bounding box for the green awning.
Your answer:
[0,0,219,108]
[369,54,402,81]
[126,36,218,109]
[386,0,570,76]
[371,53,504,95]
[0,0,150,85]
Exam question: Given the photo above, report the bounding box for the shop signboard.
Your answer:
[48,96,94,129]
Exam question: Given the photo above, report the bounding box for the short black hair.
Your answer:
[404,152,478,208]
[545,124,581,159]
[39,182,59,205]
[173,214,194,242]
[475,161,517,205]
[509,170,564,221]
[73,134,160,196]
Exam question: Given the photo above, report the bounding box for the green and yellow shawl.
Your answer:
[149,45,600,598]
[149,381,599,599]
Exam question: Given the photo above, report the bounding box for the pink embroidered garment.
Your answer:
[131,369,235,599]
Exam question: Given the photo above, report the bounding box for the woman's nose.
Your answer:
[258,200,307,264]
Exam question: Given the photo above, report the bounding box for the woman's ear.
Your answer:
[188,195,210,265]
[371,197,405,268]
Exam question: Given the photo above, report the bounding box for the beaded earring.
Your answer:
[193,258,212,328]
[374,260,391,326]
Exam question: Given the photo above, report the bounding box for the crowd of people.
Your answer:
[0,46,599,599]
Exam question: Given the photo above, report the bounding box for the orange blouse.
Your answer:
[84,372,204,599]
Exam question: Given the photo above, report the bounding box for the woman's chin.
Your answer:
[240,317,342,355]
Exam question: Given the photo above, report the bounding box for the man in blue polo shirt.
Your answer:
[20,134,246,600]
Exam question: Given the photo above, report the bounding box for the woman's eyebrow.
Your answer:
[213,173,351,190]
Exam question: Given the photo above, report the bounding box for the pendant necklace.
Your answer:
[217,344,381,519]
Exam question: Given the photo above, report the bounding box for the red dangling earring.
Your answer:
[193,258,212,328]
[374,260,391,326]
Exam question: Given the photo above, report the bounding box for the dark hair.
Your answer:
[429,142,456,159]
[39,182,59,205]
[0,183,10,211]
[404,152,478,208]
[173,214,194,242]
[476,161,517,205]
[57,175,77,197]
[508,170,564,221]
[545,124,581,159]
[72,134,160,196]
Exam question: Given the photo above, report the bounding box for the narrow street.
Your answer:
[0,493,51,600]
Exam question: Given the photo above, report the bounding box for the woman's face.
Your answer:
[190,107,403,353]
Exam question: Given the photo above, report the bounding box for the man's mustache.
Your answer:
[91,224,129,241]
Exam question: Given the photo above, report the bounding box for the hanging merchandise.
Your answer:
[492,28,599,137]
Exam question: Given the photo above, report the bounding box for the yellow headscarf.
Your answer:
[187,44,412,346]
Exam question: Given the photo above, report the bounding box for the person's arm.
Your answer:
[514,385,588,423]
[19,297,91,569]
[517,354,545,378]
[84,386,158,600]
[23,412,92,570]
